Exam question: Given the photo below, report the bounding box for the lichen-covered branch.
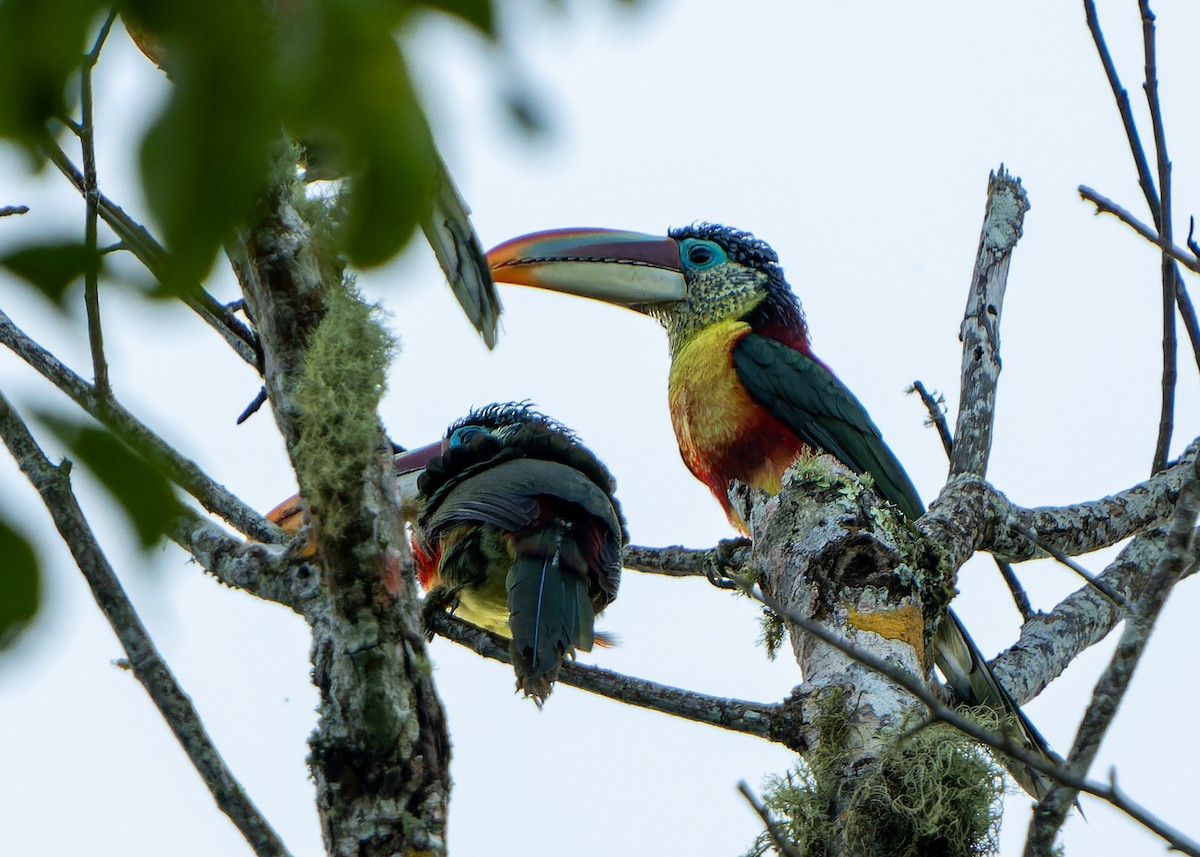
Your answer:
[0,307,281,543]
[231,147,450,857]
[729,468,1199,856]
[430,613,788,744]
[0,391,292,857]
[950,167,1028,479]
[1025,453,1200,856]
[622,542,750,577]
[992,523,1199,706]
[170,510,320,613]
[988,436,1198,562]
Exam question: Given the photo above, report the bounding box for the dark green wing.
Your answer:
[732,333,924,519]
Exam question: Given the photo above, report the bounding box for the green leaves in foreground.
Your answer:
[0,241,96,306]
[0,519,41,649]
[40,416,178,549]
[118,0,497,289]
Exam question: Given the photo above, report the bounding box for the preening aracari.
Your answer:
[485,223,1061,796]
[270,404,626,703]
[409,403,626,702]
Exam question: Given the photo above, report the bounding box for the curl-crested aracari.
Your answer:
[409,403,626,703]
[270,403,626,703]
[485,223,1061,796]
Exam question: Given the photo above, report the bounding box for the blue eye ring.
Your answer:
[448,425,489,449]
[679,238,726,270]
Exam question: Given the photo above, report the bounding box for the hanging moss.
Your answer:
[745,688,849,857]
[746,706,1004,857]
[842,721,1004,857]
[293,283,396,537]
[757,607,786,661]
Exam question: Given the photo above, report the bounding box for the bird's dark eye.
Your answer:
[680,238,726,270]
[448,425,488,449]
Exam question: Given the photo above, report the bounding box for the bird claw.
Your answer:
[421,583,464,641]
[705,537,753,590]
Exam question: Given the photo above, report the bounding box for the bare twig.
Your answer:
[911,379,1032,620]
[951,167,1028,479]
[1007,522,1130,610]
[738,781,803,857]
[738,578,1200,856]
[1024,453,1200,856]
[236,386,269,425]
[1078,186,1200,274]
[909,380,953,458]
[993,523,1199,707]
[0,307,281,543]
[0,391,292,857]
[39,140,262,369]
[1077,186,1200,372]
[78,11,118,399]
[0,205,29,217]
[430,612,786,744]
[1139,0,1177,475]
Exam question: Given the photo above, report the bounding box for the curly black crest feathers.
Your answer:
[416,402,626,542]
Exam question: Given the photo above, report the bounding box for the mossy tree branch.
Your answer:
[229,145,451,857]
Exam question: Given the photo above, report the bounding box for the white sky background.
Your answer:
[1,1,1199,855]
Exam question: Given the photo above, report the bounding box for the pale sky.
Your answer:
[2,2,1198,855]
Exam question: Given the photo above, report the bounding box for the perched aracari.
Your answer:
[409,403,626,702]
[485,223,1061,796]
[270,404,626,703]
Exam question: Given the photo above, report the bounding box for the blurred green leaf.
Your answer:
[421,0,495,37]
[279,0,437,267]
[125,0,280,291]
[0,0,108,149]
[39,416,177,549]
[0,241,95,305]
[0,519,41,649]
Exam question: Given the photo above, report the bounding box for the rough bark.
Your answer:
[230,150,451,857]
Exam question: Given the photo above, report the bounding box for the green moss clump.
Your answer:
[842,722,1004,857]
[293,284,396,536]
[747,706,1004,857]
[745,688,849,857]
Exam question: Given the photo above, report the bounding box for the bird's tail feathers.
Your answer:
[506,522,596,704]
[934,609,1064,803]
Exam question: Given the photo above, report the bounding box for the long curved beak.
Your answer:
[392,440,443,475]
[485,228,686,307]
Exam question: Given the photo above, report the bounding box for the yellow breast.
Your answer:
[667,321,806,516]
[668,321,757,479]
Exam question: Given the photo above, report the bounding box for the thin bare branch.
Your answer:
[430,613,788,744]
[912,379,1033,620]
[1079,186,1200,273]
[1024,452,1200,856]
[79,10,118,399]
[993,523,1199,706]
[951,167,1028,479]
[39,139,262,369]
[0,307,281,543]
[909,380,953,458]
[1138,0,1177,475]
[738,781,803,857]
[0,391,292,857]
[1007,522,1130,610]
